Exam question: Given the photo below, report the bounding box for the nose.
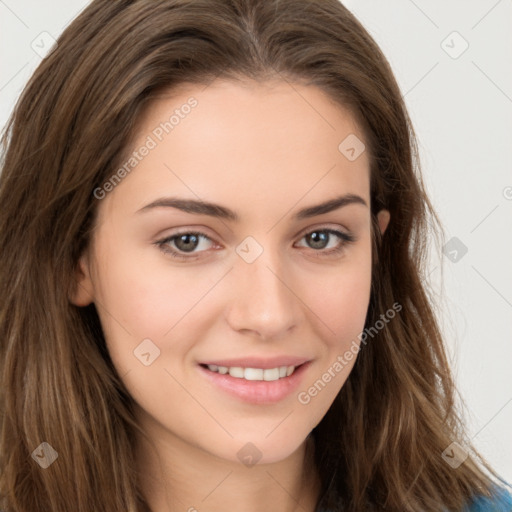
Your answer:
[225,244,301,340]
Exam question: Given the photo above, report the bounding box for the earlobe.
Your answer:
[69,254,95,307]
[377,209,390,235]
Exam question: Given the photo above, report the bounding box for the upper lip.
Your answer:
[199,356,310,369]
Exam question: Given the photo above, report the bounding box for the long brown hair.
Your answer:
[0,1,506,511]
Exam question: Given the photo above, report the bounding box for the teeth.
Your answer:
[206,364,297,381]
[263,368,280,381]
[228,367,244,378]
[244,368,264,381]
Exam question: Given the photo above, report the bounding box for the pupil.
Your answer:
[308,231,328,249]
[176,234,199,252]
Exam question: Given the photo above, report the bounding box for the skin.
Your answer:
[72,78,390,512]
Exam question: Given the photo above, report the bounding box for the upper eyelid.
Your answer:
[162,221,351,239]
[295,223,351,239]
[159,225,352,250]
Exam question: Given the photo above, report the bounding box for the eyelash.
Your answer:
[155,228,356,261]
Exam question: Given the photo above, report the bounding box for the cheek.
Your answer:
[93,239,221,340]
[292,253,372,413]
[90,240,232,385]
[298,246,373,347]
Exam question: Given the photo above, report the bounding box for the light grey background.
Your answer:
[1,0,511,482]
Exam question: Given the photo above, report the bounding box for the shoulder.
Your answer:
[465,485,512,511]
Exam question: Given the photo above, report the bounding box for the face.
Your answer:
[72,79,389,465]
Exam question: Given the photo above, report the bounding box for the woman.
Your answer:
[0,1,510,511]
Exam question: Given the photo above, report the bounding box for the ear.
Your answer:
[69,253,95,306]
[376,209,390,235]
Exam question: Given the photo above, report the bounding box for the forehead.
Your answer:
[102,78,370,221]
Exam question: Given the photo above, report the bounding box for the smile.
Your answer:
[198,362,311,404]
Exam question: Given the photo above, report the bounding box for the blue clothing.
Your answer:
[317,485,512,511]
[464,486,512,511]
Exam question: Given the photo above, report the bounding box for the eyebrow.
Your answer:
[136,193,368,221]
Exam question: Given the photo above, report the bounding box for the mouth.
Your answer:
[197,361,311,404]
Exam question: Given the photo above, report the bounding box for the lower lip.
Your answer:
[198,362,311,405]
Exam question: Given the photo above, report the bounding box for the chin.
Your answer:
[210,432,310,467]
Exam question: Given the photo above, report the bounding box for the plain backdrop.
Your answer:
[1,0,511,483]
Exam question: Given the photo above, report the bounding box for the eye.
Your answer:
[156,231,216,260]
[155,227,356,261]
[295,228,355,256]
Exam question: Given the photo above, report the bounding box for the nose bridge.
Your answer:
[226,236,299,337]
